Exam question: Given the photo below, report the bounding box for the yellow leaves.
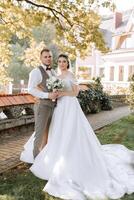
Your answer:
[0,1,44,40]
[0,42,12,66]
[15,30,29,40]
[0,0,112,62]
[0,66,13,87]
[23,40,46,67]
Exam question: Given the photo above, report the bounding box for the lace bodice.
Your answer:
[58,73,78,91]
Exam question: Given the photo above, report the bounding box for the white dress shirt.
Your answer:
[28,64,57,99]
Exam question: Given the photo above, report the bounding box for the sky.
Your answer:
[99,0,134,15]
[114,0,134,11]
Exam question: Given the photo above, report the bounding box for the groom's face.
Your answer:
[40,51,52,66]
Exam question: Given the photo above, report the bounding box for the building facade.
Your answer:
[76,9,134,94]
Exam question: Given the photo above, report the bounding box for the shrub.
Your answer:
[77,77,113,114]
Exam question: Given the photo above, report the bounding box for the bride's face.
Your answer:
[58,57,68,71]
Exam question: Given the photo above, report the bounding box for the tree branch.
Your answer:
[51,9,65,30]
[17,0,73,28]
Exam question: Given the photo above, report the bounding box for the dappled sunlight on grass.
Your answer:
[0,164,45,200]
[96,114,134,150]
[0,195,15,200]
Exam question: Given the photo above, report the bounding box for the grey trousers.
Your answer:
[33,103,54,158]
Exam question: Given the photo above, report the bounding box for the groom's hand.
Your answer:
[48,92,58,100]
[57,91,66,97]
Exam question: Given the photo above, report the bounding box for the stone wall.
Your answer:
[0,94,35,135]
[0,115,34,136]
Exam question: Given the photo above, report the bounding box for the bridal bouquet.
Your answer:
[46,76,64,102]
[46,76,64,92]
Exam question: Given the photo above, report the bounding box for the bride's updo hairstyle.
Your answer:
[58,54,70,69]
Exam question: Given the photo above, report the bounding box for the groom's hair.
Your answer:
[40,48,51,55]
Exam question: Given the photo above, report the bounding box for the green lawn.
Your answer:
[97,114,134,150]
[0,114,134,200]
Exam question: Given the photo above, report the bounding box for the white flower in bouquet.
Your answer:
[46,76,64,92]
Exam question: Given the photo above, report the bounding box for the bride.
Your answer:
[20,54,134,200]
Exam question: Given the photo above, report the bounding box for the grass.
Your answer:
[97,114,134,150]
[0,114,134,200]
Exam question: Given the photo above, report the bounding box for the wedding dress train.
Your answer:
[20,75,134,200]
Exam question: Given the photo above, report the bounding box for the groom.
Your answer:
[28,48,58,158]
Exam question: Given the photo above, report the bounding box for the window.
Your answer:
[119,66,124,81]
[99,68,105,78]
[110,66,114,81]
[126,35,134,48]
[121,35,134,48]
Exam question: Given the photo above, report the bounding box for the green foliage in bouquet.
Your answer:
[77,77,113,114]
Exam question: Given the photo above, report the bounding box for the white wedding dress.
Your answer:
[20,74,134,200]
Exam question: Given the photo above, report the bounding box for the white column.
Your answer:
[104,63,110,81]
[91,44,96,78]
[114,64,119,81]
[95,49,100,77]
[91,65,94,79]
[20,80,24,93]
